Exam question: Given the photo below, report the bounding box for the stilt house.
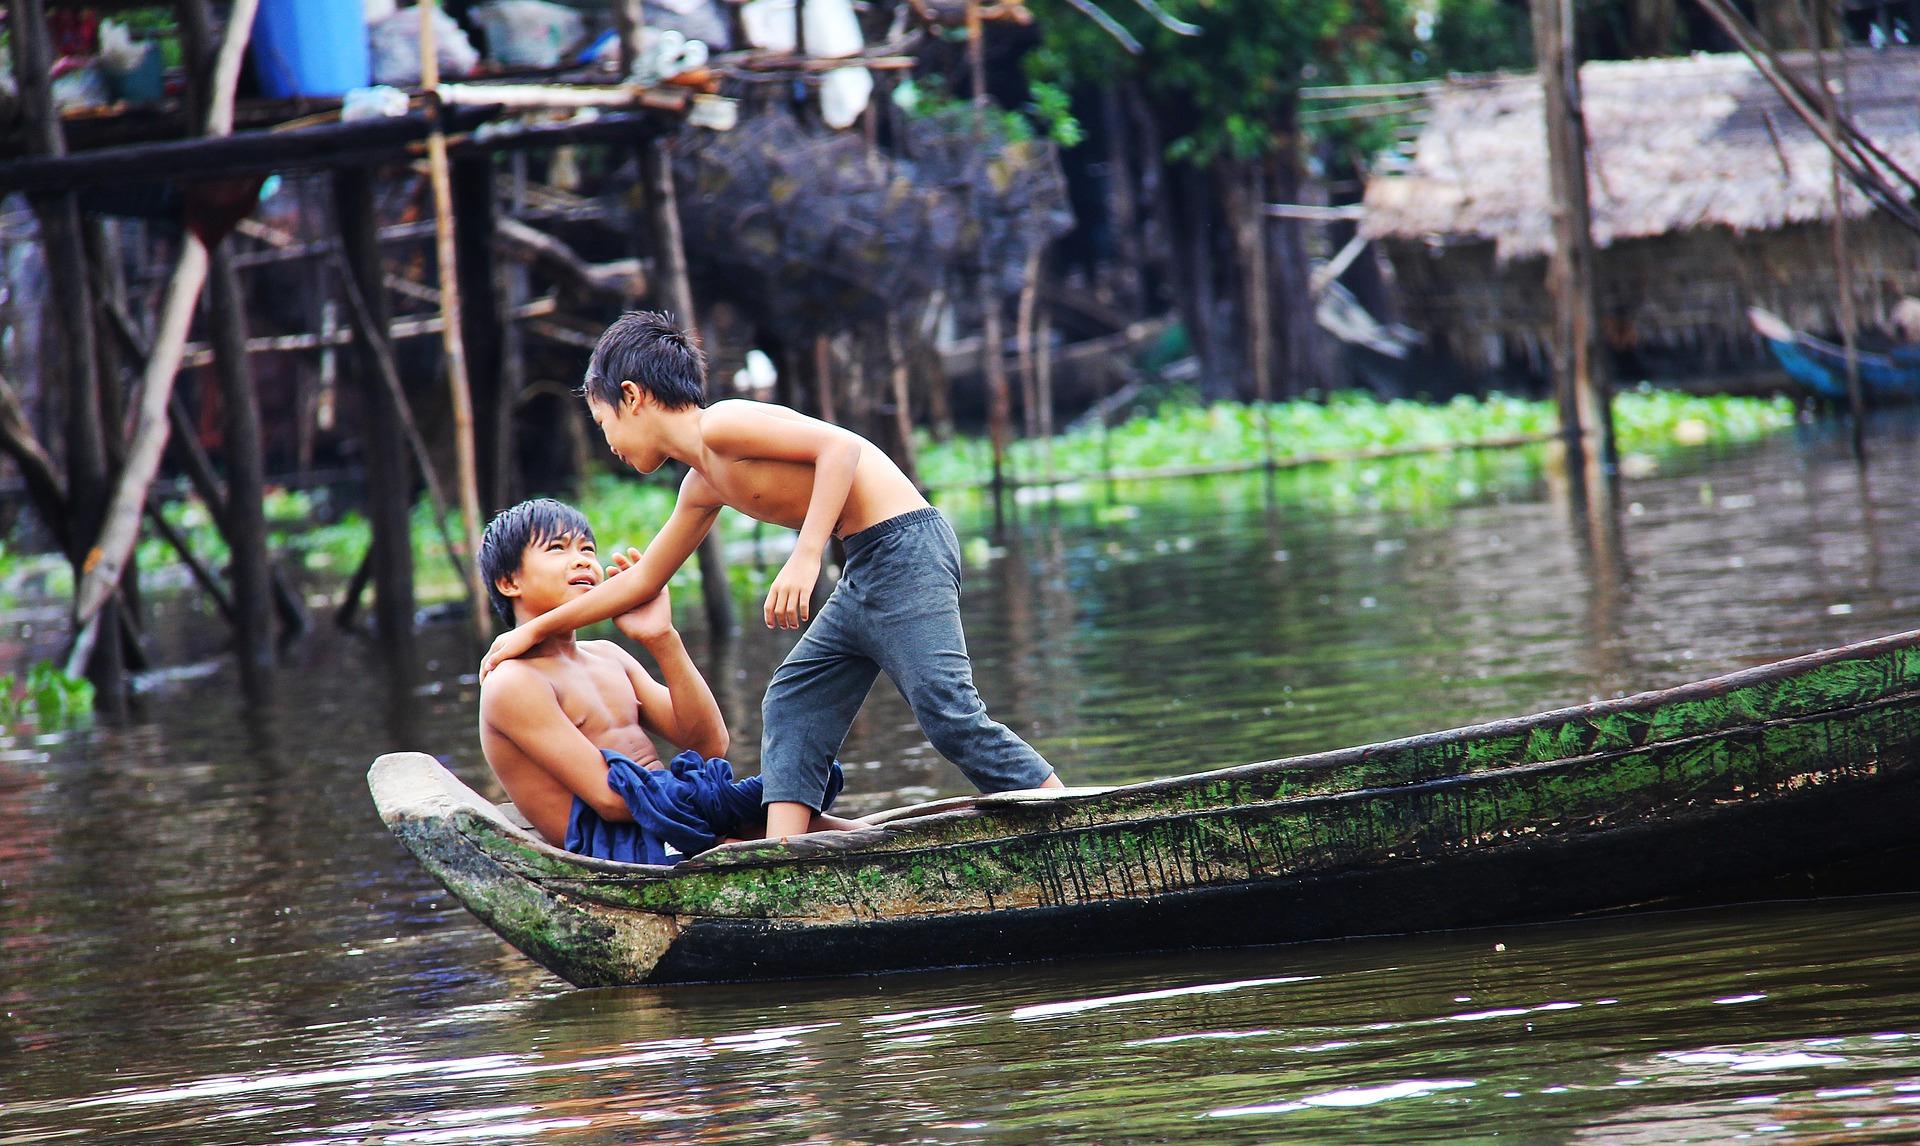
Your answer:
[1361,49,1920,382]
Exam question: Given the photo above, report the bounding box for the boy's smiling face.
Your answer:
[496,528,601,622]
[588,382,670,474]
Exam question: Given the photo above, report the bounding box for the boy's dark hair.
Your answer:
[478,498,596,625]
[581,311,707,411]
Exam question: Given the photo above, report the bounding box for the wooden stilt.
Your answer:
[981,285,1013,494]
[813,335,838,423]
[334,166,416,645]
[1035,288,1056,482]
[1238,164,1276,465]
[453,155,511,512]
[0,368,72,553]
[208,243,275,681]
[1016,251,1041,441]
[328,247,475,593]
[1809,10,1867,454]
[1532,0,1614,466]
[640,134,738,639]
[885,316,921,487]
[14,0,123,700]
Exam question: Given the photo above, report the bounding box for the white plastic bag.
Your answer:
[369,5,479,86]
[739,0,871,126]
[470,1,586,69]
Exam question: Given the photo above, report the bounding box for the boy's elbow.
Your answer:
[690,725,730,760]
[588,790,632,821]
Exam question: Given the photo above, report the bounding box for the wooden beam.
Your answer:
[496,216,647,298]
[0,104,688,197]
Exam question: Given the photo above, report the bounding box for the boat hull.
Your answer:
[371,631,1920,986]
[1749,306,1920,400]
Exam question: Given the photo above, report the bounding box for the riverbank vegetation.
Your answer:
[0,387,1795,612]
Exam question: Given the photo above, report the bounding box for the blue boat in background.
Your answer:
[1749,307,1920,401]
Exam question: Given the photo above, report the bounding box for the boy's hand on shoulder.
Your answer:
[765,549,821,630]
[480,624,540,681]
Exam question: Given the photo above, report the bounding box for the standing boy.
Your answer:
[480,312,1061,839]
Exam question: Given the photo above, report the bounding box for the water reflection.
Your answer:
[5,413,1920,1142]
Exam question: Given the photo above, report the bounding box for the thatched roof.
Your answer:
[1362,49,1920,261]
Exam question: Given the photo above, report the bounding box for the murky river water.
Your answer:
[3,412,1919,1143]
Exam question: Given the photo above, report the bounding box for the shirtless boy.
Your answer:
[475,497,857,856]
[480,312,1063,840]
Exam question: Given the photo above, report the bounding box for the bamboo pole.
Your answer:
[421,0,493,643]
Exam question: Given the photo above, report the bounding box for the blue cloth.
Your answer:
[564,748,844,866]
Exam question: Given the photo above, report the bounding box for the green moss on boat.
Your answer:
[369,631,1920,987]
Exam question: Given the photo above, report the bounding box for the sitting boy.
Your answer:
[476,498,860,864]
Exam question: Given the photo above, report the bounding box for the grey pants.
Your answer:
[760,508,1056,809]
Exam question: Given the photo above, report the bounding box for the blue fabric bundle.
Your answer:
[564,748,845,866]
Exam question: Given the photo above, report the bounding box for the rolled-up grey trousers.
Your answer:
[760,507,1056,810]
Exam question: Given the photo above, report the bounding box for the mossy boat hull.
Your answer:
[369,631,1920,986]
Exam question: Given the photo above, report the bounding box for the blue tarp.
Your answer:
[564,748,844,865]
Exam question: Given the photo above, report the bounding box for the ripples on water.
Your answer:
[3,415,1920,1142]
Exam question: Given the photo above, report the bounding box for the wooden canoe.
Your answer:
[1748,306,1920,401]
[369,630,1920,987]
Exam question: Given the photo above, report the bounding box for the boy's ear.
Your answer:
[494,571,523,600]
[618,379,645,413]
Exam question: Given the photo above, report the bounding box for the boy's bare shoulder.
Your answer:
[478,658,558,718]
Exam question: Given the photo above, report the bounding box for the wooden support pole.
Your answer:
[454,155,513,513]
[1238,163,1276,465]
[1036,291,1056,482]
[813,335,838,423]
[334,166,416,645]
[1531,0,1614,466]
[146,496,235,622]
[884,317,921,487]
[208,243,275,680]
[639,135,737,639]
[71,0,258,637]
[0,368,72,554]
[327,247,475,594]
[981,287,1014,494]
[1809,9,1867,453]
[15,0,123,699]
[1016,251,1042,441]
[421,0,494,644]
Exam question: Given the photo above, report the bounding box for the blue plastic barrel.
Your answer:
[250,0,369,99]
